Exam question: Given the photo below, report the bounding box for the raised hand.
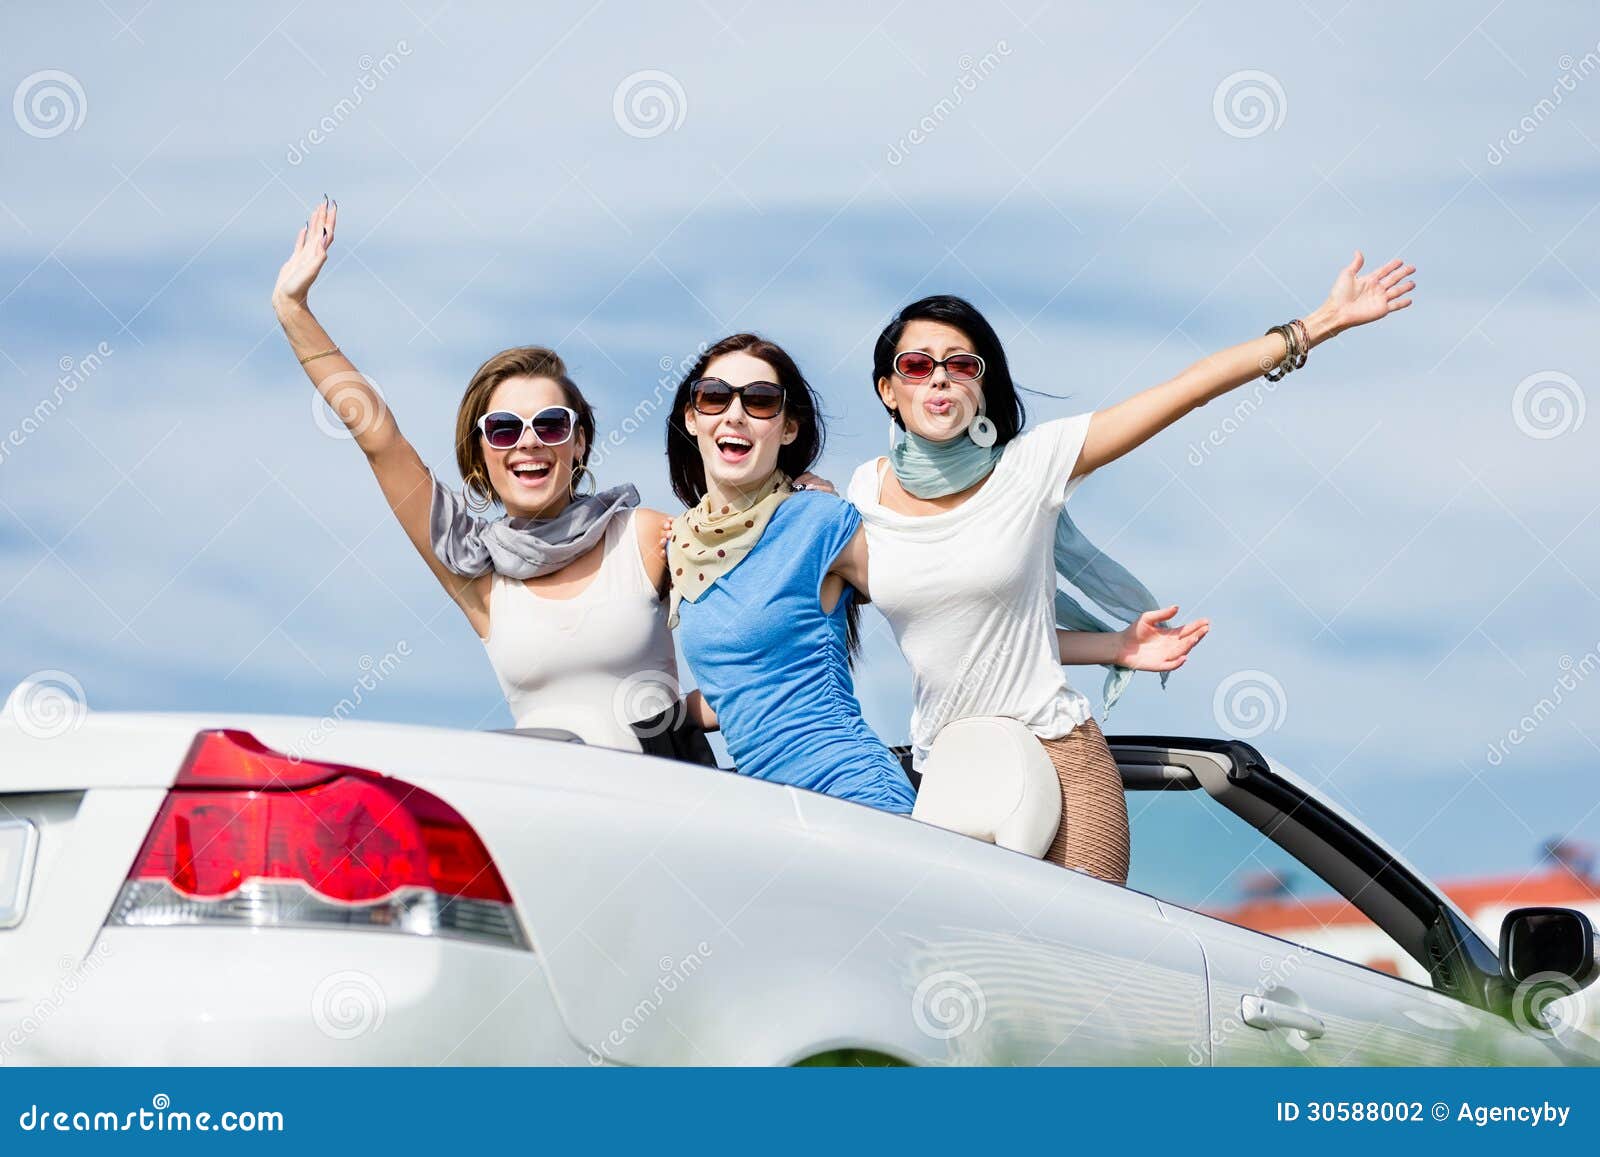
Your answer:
[273,196,338,311]
[1114,606,1210,672]
[1322,250,1415,331]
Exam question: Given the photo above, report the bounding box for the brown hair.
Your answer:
[453,346,597,509]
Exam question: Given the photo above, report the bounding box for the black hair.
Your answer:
[872,294,1028,445]
[664,332,862,661]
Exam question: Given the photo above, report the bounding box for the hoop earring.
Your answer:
[570,463,598,499]
[968,398,997,449]
[464,471,493,512]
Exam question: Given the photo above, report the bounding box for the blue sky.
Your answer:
[2,0,1598,888]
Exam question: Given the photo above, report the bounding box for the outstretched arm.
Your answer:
[1057,606,1210,672]
[272,198,489,632]
[1073,251,1415,478]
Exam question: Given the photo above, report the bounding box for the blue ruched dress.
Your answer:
[675,491,915,813]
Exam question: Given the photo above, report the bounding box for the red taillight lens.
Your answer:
[110,730,526,948]
[175,728,349,789]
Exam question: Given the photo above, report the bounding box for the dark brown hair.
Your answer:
[664,333,823,507]
[664,333,862,661]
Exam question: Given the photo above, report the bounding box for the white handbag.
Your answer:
[911,716,1061,858]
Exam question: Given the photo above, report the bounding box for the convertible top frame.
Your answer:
[1107,734,1506,1016]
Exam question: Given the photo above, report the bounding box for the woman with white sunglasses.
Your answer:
[272,198,690,752]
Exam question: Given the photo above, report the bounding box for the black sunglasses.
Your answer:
[690,377,785,419]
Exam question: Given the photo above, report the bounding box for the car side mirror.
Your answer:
[1499,906,1599,988]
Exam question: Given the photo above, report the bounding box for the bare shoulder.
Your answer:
[634,505,673,590]
[635,506,674,537]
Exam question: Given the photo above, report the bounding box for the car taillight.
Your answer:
[106,729,529,950]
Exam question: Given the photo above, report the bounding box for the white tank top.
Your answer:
[481,509,678,751]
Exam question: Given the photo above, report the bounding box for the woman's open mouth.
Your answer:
[715,435,753,464]
[508,460,554,487]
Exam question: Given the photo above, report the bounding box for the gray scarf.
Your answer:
[429,473,641,579]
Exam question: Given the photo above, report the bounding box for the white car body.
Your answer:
[0,711,1592,1066]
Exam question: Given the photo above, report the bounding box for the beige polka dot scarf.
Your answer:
[666,471,793,628]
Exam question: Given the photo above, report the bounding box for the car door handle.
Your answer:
[1240,995,1325,1039]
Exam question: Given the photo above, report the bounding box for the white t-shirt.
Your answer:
[846,414,1094,769]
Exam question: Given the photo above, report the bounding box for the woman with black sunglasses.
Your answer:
[273,199,696,753]
[848,256,1414,883]
[662,333,916,812]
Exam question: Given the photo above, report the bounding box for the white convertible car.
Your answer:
[1,711,1595,1066]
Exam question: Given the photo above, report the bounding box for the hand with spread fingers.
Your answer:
[1113,606,1210,673]
[273,195,337,312]
[1320,249,1416,332]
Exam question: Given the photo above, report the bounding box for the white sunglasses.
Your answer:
[476,406,577,449]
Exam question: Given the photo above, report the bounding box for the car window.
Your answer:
[1123,783,1427,986]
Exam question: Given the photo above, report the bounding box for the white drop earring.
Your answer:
[968,399,997,448]
[888,414,902,452]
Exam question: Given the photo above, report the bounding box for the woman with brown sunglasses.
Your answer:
[661,333,916,812]
[849,255,1415,883]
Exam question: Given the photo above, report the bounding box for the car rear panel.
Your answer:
[0,713,587,1063]
[0,716,180,1006]
[5,928,588,1065]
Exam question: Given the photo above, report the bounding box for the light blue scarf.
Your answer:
[888,428,1168,712]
